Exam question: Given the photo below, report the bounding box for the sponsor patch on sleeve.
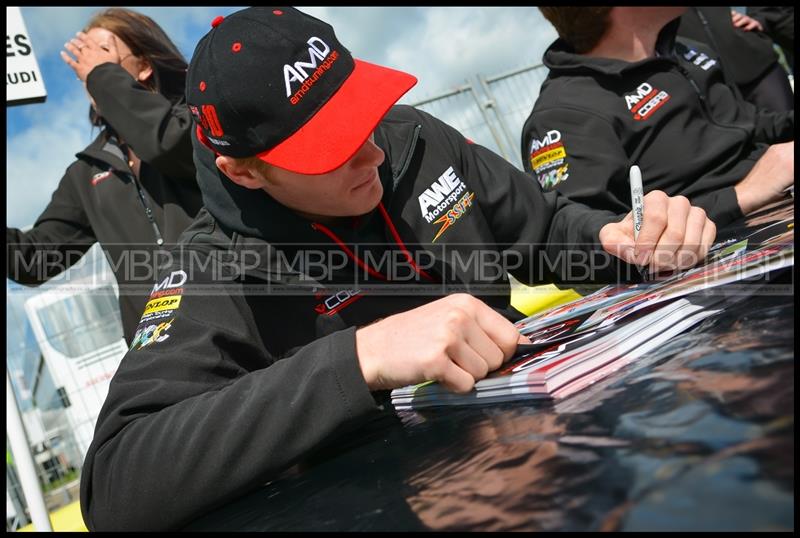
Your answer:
[682,48,717,71]
[529,129,569,190]
[129,270,187,351]
[142,295,182,315]
[130,318,175,351]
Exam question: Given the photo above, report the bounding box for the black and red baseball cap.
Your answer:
[186,7,417,175]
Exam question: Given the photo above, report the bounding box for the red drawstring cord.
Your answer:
[311,202,438,283]
[377,203,437,282]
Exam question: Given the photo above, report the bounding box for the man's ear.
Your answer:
[216,156,266,190]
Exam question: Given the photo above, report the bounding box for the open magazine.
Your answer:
[391,201,794,410]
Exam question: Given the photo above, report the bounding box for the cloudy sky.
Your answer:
[6,6,557,228]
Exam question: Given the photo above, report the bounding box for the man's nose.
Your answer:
[351,137,385,169]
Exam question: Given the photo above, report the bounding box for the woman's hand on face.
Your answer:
[60,31,122,82]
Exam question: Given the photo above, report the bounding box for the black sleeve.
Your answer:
[687,186,743,228]
[80,283,381,531]
[746,6,794,56]
[86,63,195,179]
[521,107,632,215]
[6,166,96,284]
[420,110,631,285]
[752,107,794,144]
[677,31,794,144]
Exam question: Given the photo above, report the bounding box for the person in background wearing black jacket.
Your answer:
[6,8,203,344]
[79,7,717,531]
[522,7,794,228]
[677,7,793,113]
[747,6,794,72]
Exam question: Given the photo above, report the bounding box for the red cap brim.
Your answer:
[256,59,417,175]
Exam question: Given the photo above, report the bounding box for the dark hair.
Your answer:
[85,8,187,128]
[539,7,613,54]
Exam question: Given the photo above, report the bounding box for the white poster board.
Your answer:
[7,6,47,105]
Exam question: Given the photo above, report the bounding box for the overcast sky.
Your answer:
[6,6,557,227]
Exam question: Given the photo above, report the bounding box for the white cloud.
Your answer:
[302,7,556,104]
[19,6,246,65]
[6,84,93,227]
[126,7,246,60]
[19,7,98,60]
[391,7,556,103]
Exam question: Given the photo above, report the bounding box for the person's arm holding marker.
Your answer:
[598,188,717,276]
[357,184,717,394]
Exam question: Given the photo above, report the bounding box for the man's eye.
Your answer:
[100,46,110,52]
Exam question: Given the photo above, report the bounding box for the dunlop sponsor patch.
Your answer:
[143,295,182,315]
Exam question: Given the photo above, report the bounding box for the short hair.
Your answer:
[539,7,613,53]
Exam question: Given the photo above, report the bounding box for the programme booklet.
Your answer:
[391,199,794,410]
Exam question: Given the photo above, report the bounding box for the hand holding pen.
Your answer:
[598,166,717,275]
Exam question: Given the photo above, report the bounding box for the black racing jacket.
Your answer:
[747,6,794,68]
[80,105,638,531]
[521,18,794,227]
[677,6,778,88]
[6,63,203,342]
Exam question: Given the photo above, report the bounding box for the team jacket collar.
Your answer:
[75,131,132,174]
[543,17,682,77]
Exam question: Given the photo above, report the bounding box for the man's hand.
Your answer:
[735,142,794,215]
[599,191,716,274]
[731,10,764,32]
[355,294,529,394]
[61,31,123,82]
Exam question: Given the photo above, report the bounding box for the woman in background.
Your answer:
[7,8,203,344]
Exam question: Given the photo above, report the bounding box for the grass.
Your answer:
[43,469,79,493]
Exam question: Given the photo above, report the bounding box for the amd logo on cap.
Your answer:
[283,36,340,105]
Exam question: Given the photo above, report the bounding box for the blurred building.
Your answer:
[6,243,126,530]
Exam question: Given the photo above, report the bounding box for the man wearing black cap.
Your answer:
[80,7,717,531]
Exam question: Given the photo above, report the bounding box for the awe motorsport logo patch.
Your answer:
[419,166,476,241]
[432,191,475,242]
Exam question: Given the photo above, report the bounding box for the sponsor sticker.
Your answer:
[530,144,566,171]
[91,170,112,186]
[142,295,182,315]
[529,130,569,189]
[536,165,570,191]
[432,191,475,242]
[624,82,671,121]
[683,48,717,71]
[418,166,470,224]
[314,288,363,316]
[284,37,339,105]
[129,318,175,351]
[150,270,187,296]
[130,269,187,350]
